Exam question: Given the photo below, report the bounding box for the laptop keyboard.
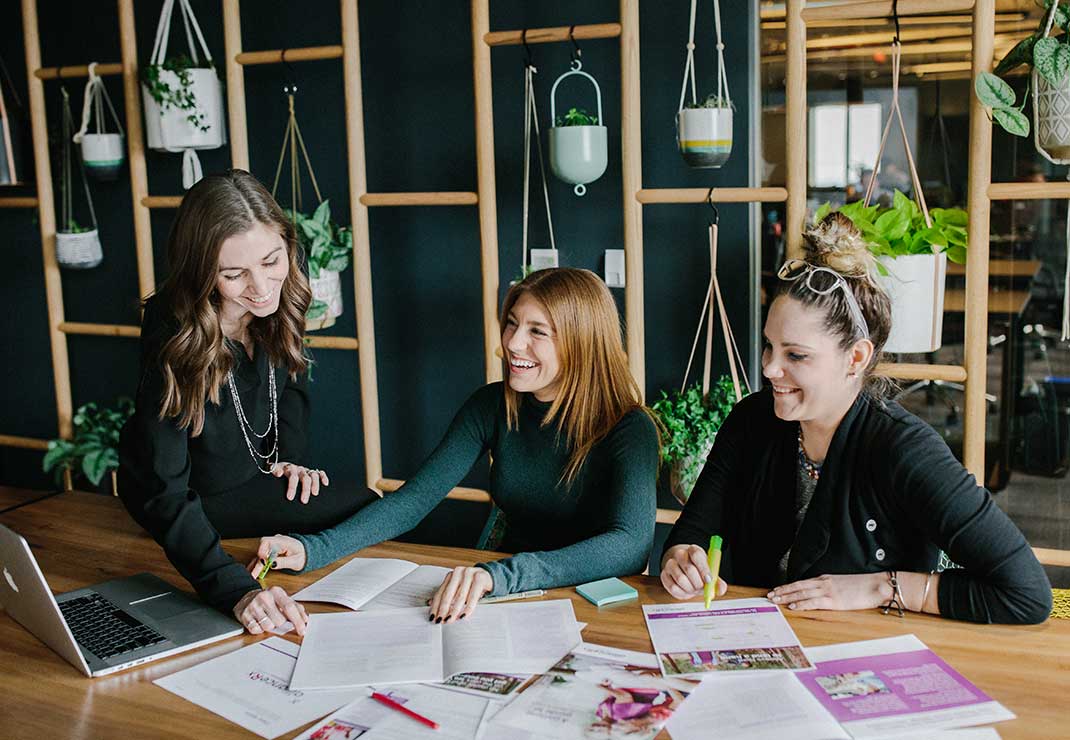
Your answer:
[59,593,167,661]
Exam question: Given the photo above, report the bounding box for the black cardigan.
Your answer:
[664,388,1052,625]
[117,297,309,612]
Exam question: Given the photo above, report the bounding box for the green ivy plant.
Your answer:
[814,191,968,271]
[289,200,352,321]
[683,93,734,110]
[141,53,216,133]
[42,399,134,488]
[554,107,600,127]
[651,376,743,501]
[974,0,1070,137]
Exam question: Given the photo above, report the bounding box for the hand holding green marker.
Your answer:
[258,547,278,586]
[704,535,723,609]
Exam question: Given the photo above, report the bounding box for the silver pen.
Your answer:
[479,589,546,604]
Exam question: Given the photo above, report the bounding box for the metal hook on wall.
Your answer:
[280,48,298,94]
[568,25,582,70]
[890,0,901,44]
[706,187,720,226]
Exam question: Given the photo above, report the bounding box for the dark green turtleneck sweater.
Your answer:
[294,382,659,595]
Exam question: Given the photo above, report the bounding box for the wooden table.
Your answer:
[0,485,60,513]
[1,491,1067,740]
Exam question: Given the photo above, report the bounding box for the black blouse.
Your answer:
[664,388,1052,625]
[117,297,309,611]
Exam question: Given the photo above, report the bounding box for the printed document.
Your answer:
[154,637,362,739]
[290,600,582,690]
[292,557,450,611]
[486,642,693,740]
[798,635,1014,738]
[642,597,813,677]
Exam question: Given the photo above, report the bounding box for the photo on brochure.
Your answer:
[440,671,533,700]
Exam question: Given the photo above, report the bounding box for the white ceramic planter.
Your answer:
[310,269,344,319]
[677,107,733,168]
[549,125,608,189]
[877,253,947,354]
[1033,70,1070,162]
[142,67,226,152]
[56,229,103,270]
[80,133,125,181]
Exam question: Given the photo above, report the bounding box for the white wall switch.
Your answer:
[605,249,625,287]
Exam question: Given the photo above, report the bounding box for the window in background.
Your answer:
[807,102,882,188]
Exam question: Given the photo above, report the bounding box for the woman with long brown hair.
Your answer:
[118,170,375,635]
[255,267,660,621]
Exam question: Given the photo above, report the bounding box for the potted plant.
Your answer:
[42,399,134,495]
[549,61,608,196]
[56,88,103,269]
[677,94,734,168]
[815,192,968,353]
[974,0,1070,162]
[74,65,125,182]
[652,376,742,504]
[291,200,352,331]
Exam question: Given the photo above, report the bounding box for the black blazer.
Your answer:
[664,388,1052,624]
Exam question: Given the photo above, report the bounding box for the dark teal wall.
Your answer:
[0,1,756,555]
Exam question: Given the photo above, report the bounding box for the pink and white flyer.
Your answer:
[797,635,1014,738]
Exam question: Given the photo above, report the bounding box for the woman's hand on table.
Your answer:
[768,572,891,612]
[248,534,307,575]
[271,462,329,504]
[429,566,494,623]
[233,585,309,636]
[660,544,728,601]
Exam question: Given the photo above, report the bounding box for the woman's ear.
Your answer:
[847,339,874,378]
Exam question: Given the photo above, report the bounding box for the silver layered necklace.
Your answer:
[227,362,279,474]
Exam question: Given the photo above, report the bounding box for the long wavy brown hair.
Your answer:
[501,268,657,485]
[152,169,311,435]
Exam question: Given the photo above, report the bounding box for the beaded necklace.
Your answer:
[227,362,279,475]
[797,426,823,481]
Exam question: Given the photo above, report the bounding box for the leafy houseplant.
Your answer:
[141,54,214,133]
[42,399,134,492]
[549,63,609,196]
[652,376,743,504]
[684,93,733,110]
[554,107,599,127]
[290,200,353,328]
[975,0,1070,158]
[814,191,968,269]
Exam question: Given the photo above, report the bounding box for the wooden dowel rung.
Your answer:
[235,45,344,66]
[360,192,478,207]
[305,335,359,350]
[636,187,789,204]
[0,197,38,208]
[142,195,183,208]
[876,362,967,382]
[0,434,51,451]
[59,322,140,338]
[485,23,622,47]
[801,0,975,22]
[988,181,1070,200]
[377,478,491,503]
[656,508,681,525]
[34,63,123,80]
[1033,547,1070,567]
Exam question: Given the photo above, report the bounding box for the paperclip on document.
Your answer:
[576,577,638,607]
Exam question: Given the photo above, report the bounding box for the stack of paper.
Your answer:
[292,557,451,611]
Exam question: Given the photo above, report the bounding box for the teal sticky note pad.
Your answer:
[576,577,638,606]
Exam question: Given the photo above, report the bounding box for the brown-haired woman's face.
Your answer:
[502,292,561,402]
[215,222,289,323]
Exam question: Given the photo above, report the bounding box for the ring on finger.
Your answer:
[258,616,273,625]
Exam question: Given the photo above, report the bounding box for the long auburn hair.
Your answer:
[501,268,656,485]
[152,169,311,435]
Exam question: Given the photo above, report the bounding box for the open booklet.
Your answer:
[290,600,583,691]
[292,557,451,611]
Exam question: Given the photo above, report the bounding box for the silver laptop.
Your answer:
[0,523,243,677]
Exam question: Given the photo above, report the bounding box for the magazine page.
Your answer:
[798,635,1015,738]
[292,558,420,610]
[486,642,692,740]
[362,564,451,611]
[435,671,534,702]
[642,598,813,677]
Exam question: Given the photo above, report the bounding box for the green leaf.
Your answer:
[305,300,328,320]
[82,449,108,486]
[892,190,918,219]
[874,208,911,241]
[324,253,350,272]
[974,72,1017,108]
[944,225,968,247]
[946,245,967,264]
[814,202,832,223]
[919,227,948,249]
[42,441,75,472]
[992,106,1030,137]
[308,259,321,279]
[994,35,1038,76]
[1034,37,1070,86]
[312,199,332,227]
[932,208,967,227]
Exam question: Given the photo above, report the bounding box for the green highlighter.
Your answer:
[258,547,278,586]
[577,577,638,607]
[704,535,723,609]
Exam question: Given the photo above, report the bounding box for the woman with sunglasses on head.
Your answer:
[254,268,660,623]
[660,213,1051,624]
[118,170,377,636]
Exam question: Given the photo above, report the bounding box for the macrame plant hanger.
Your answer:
[520,31,557,275]
[57,86,102,269]
[73,62,126,181]
[681,193,751,403]
[678,0,731,114]
[270,78,323,218]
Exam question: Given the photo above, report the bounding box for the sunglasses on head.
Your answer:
[777,259,871,341]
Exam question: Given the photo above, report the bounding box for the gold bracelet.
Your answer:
[881,570,905,617]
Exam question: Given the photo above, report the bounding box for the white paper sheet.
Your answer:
[643,597,813,677]
[292,558,422,610]
[362,565,450,610]
[153,637,362,739]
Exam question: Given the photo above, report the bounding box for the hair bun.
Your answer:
[803,212,876,280]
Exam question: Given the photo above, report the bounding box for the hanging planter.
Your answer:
[514,56,558,282]
[675,0,734,168]
[56,87,103,270]
[1033,71,1070,161]
[0,53,31,186]
[549,60,607,197]
[73,63,125,182]
[141,0,226,189]
[877,253,948,354]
